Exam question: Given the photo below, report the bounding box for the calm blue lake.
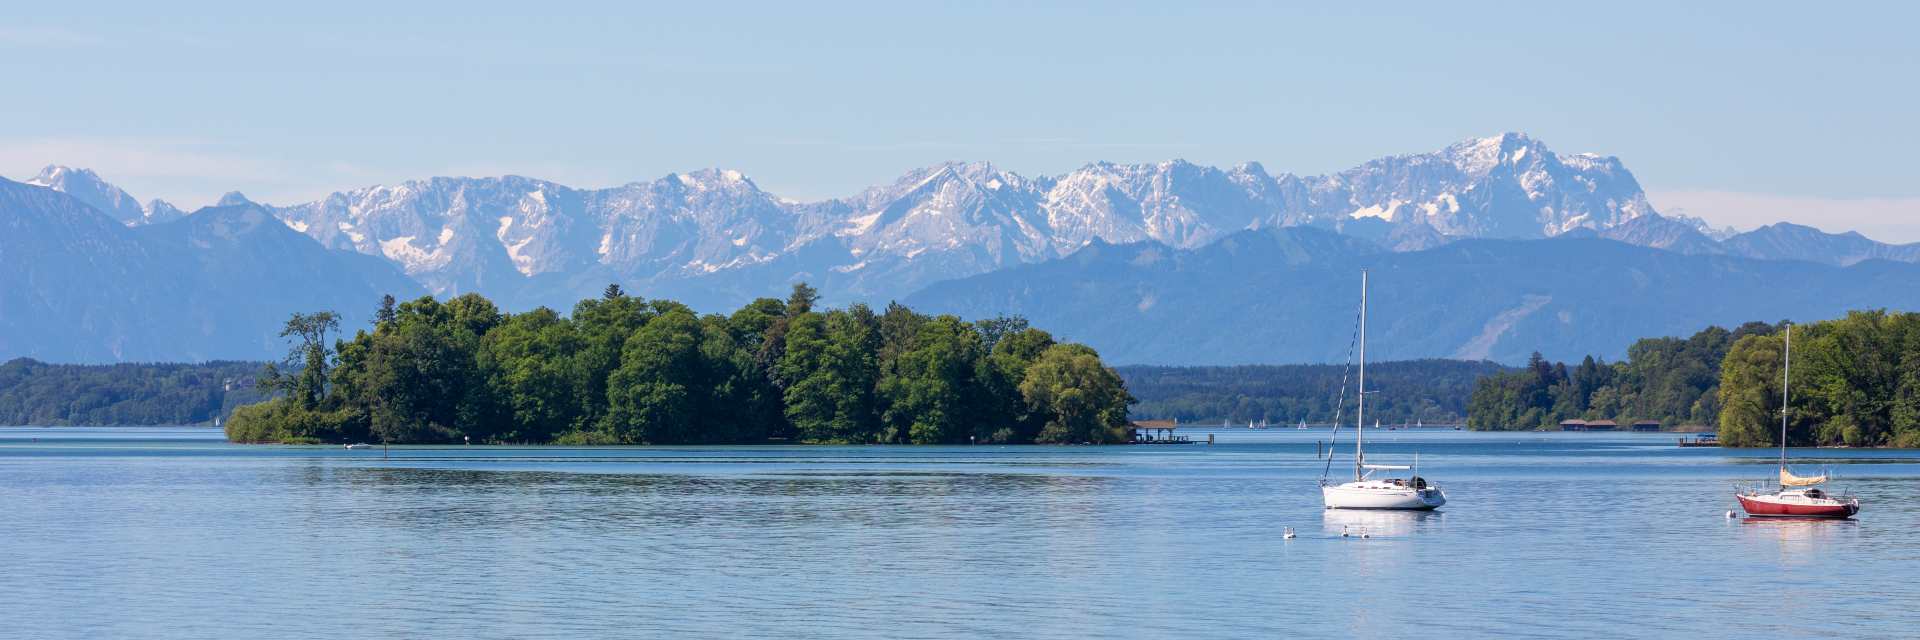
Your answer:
[3,427,1917,638]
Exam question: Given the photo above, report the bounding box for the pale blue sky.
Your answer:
[4,1,1917,240]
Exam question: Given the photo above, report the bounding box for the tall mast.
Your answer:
[1355,270,1367,482]
[1780,324,1791,478]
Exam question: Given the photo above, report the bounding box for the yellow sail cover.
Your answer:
[1781,468,1827,486]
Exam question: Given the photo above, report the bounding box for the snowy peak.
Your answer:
[833,161,1054,268]
[595,168,797,278]
[142,199,185,225]
[271,176,574,292]
[667,168,760,193]
[1660,212,1737,241]
[25,165,152,226]
[1320,133,1655,238]
[1442,132,1549,176]
[1044,159,1293,250]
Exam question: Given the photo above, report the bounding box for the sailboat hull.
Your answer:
[1322,483,1446,510]
[1736,492,1859,519]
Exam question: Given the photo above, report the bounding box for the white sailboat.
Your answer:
[1322,271,1446,511]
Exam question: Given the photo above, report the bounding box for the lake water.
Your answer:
[3,427,1917,639]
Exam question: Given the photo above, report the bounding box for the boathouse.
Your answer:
[1559,419,1587,431]
[1631,420,1661,432]
[1130,420,1191,444]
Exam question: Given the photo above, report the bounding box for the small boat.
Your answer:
[344,443,373,450]
[1734,325,1860,519]
[1297,419,1308,430]
[1322,271,1446,511]
[1737,483,1859,518]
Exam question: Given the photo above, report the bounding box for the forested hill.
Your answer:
[0,358,268,426]
[1120,359,1507,425]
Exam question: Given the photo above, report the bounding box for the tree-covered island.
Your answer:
[226,284,1136,445]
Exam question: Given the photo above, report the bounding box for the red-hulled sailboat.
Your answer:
[1734,325,1861,519]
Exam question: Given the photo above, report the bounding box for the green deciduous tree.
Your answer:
[779,307,882,443]
[603,308,704,444]
[1021,343,1134,444]
[261,311,340,410]
[879,315,984,444]
[478,307,581,442]
[570,292,656,432]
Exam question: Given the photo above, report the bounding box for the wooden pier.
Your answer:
[1677,433,1719,447]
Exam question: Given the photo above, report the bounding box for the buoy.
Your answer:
[1725,510,1736,519]
[1283,527,1296,539]
[1340,525,1351,538]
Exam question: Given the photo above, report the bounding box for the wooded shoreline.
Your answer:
[1466,310,1920,448]
[10,308,1915,449]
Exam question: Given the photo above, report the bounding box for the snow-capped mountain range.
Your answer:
[15,133,1917,314]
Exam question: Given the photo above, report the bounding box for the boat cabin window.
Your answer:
[1804,488,1825,498]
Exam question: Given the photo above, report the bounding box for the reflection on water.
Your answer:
[1738,517,1858,567]
[2,427,1918,639]
[1319,508,1443,538]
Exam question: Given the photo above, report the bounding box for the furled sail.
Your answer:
[1361,463,1411,470]
[1780,468,1827,486]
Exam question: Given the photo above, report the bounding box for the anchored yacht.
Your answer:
[1321,271,1446,511]
[1735,325,1860,519]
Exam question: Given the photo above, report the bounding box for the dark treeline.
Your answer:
[0,358,267,426]
[226,284,1135,445]
[1717,310,1920,448]
[1120,360,1506,425]
[1466,322,1779,431]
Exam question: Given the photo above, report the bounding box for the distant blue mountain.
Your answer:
[903,227,1920,365]
[0,178,421,363]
